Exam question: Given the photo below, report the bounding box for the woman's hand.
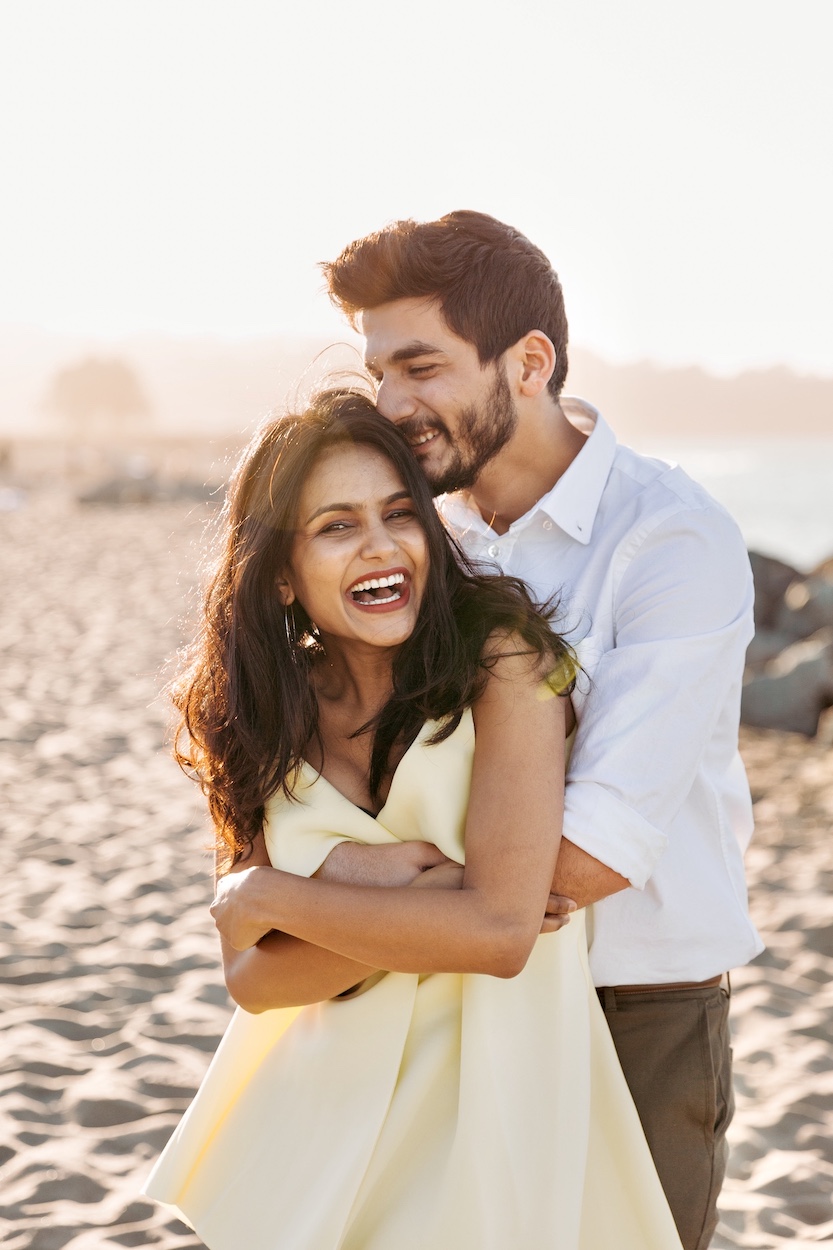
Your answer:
[408,861,465,891]
[315,840,451,887]
[211,865,279,951]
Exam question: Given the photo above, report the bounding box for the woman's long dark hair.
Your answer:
[174,387,577,865]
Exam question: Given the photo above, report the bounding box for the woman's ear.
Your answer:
[276,576,296,607]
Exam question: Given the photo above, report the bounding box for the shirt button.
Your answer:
[542,519,553,531]
[487,544,499,558]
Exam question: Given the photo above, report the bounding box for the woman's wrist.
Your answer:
[250,864,289,931]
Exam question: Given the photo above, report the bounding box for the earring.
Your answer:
[284,604,298,654]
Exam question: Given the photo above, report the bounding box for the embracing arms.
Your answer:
[214,644,567,1003]
[217,838,448,1012]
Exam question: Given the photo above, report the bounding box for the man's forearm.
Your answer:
[552,838,630,909]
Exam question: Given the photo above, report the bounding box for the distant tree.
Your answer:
[44,357,151,440]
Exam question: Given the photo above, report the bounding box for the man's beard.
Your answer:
[418,366,518,497]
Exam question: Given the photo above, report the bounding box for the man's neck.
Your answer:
[466,399,589,534]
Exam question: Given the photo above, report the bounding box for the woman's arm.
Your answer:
[218,831,450,1012]
[212,642,567,979]
[216,833,375,1012]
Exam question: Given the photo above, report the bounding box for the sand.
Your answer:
[1,491,831,1249]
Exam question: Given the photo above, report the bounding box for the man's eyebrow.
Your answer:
[304,490,412,526]
[390,340,445,363]
[366,341,447,375]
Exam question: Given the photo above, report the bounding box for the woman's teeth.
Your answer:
[349,572,406,604]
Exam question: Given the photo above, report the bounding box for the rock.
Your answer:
[746,628,795,672]
[774,573,833,641]
[749,551,802,630]
[741,629,833,736]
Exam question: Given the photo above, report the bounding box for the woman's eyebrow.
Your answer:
[304,490,413,525]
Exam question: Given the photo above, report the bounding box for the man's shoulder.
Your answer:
[561,400,731,534]
[606,440,728,523]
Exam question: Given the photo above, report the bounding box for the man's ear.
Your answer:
[508,331,556,398]
[276,576,296,607]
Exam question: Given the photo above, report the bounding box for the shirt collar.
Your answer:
[438,397,616,547]
[537,398,616,545]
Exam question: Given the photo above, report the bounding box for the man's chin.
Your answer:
[412,438,479,497]
[425,462,479,498]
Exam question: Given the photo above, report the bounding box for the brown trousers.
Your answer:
[597,980,733,1250]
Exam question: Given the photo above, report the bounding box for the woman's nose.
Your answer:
[361,518,398,560]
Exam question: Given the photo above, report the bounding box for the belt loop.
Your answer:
[602,986,617,1013]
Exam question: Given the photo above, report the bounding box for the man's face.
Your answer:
[361,298,518,496]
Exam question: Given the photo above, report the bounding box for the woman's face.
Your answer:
[281,443,429,653]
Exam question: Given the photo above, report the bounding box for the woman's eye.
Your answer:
[387,509,416,523]
[321,521,351,534]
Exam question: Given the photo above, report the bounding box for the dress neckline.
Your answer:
[298,712,473,823]
[296,713,575,822]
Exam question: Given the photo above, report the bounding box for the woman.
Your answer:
[145,389,682,1250]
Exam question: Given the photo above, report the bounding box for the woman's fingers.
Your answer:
[316,841,450,888]
[211,867,274,950]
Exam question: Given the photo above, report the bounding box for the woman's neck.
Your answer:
[307,639,401,807]
[313,636,397,723]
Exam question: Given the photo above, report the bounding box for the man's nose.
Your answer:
[376,376,418,423]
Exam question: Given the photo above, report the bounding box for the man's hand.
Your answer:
[211,865,277,952]
[315,840,451,888]
[541,894,577,933]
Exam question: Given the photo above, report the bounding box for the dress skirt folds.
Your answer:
[144,712,683,1250]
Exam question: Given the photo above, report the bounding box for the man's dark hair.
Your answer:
[322,210,569,399]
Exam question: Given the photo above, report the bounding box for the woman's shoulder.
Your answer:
[479,628,576,692]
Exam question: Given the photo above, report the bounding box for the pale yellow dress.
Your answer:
[145,711,683,1249]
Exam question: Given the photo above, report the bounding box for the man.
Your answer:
[318,211,763,1250]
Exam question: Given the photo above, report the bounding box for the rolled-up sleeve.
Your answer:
[563,504,755,888]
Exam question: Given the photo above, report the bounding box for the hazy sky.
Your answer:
[1,0,831,376]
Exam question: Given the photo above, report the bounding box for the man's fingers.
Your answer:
[545,893,578,916]
[540,894,578,934]
[540,913,571,933]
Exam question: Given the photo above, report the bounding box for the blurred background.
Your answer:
[2,4,832,1249]
[1,0,830,564]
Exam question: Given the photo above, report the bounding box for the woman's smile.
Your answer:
[346,567,411,611]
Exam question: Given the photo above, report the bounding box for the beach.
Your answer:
[2,491,832,1249]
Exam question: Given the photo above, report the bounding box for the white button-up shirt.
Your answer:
[439,399,764,985]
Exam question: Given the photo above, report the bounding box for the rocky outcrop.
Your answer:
[744,552,833,737]
[774,574,833,640]
[748,552,801,630]
[742,629,833,737]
